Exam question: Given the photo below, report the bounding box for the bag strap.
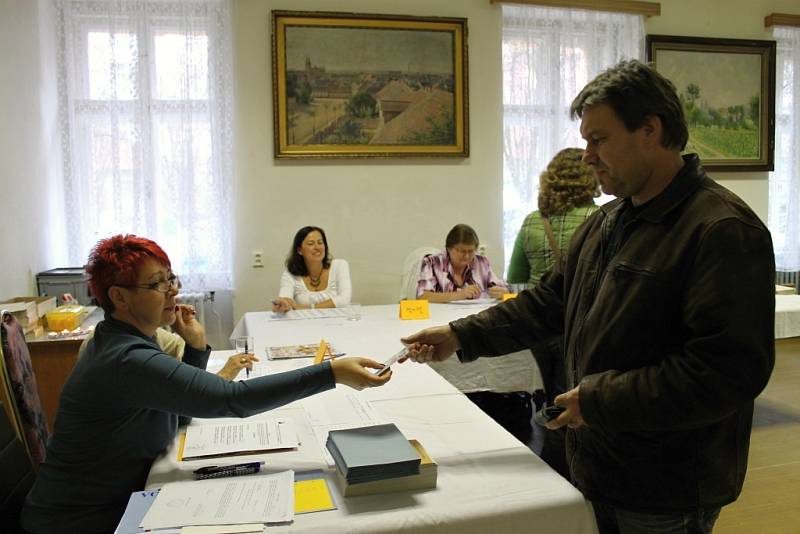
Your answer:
[541,217,562,263]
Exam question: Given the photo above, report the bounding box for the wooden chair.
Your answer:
[0,399,35,533]
[0,311,49,467]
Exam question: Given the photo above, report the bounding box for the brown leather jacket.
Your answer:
[451,155,775,512]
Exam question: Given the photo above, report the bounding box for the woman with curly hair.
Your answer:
[507,147,599,288]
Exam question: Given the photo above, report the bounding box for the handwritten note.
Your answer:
[399,299,430,320]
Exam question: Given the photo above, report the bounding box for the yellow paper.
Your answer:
[313,339,327,364]
[502,293,518,301]
[295,478,336,514]
[399,299,430,320]
[176,431,187,461]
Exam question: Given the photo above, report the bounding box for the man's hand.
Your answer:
[172,304,207,350]
[546,385,586,430]
[400,325,461,363]
[330,357,392,390]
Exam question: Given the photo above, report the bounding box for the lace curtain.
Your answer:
[769,26,800,272]
[501,5,644,268]
[55,0,234,290]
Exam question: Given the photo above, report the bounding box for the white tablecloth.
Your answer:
[231,303,543,394]
[775,294,800,339]
[147,306,597,534]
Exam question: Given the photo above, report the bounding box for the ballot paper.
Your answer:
[268,308,348,320]
[182,420,298,460]
[140,470,294,530]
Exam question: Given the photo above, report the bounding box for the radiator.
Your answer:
[176,290,234,349]
[776,271,799,292]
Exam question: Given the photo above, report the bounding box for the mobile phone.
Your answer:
[533,405,566,427]
[372,347,407,376]
[193,461,262,480]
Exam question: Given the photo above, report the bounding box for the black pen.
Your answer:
[193,461,263,480]
[245,338,250,378]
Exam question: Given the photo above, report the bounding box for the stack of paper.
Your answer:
[325,423,420,485]
[334,439,438,497]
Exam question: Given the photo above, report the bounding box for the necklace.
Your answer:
[308,270,323,288]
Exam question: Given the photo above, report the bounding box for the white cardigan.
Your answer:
[278,258,352,308]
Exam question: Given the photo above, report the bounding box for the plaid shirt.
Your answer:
[416,251,507,297]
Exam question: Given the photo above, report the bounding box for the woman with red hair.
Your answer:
[21,234,390,534]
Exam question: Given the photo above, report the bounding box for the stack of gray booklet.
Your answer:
[326,423,421,484]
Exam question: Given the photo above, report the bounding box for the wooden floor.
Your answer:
[715,337,800,534]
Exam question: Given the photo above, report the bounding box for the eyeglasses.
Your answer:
[116,273,179,293]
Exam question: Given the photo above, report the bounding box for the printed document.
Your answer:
[268,308,348,320]
[183,420,298,460]
[140,470,294,529]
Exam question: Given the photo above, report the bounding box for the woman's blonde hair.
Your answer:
[537,148,599,218]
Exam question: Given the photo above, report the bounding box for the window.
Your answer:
[769,26,800,272]
[56,1,233,289]
[501,5,643,269]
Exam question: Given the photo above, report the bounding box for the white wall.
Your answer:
[0,0,65,301]
[1,0,797,322]
[232,0,503,320]
[646,0,800,219]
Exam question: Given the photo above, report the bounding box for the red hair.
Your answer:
[86,234,171,312]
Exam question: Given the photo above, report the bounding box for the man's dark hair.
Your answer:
[570,59,688,150]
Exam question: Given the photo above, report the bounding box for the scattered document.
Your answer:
[268,308,348,320]
[448,297,497,305]
[302,390,384,465]
[267,342,338,360]
[115,490,180,534]
[140,470,294,530]
[183,420,298,460]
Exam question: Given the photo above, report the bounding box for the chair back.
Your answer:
[399,247,440,301]
[0,311,49,466]
[0,399,35,533]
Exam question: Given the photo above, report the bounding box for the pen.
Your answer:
[245,339,250,379]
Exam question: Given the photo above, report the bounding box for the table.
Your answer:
[775,294,800,339]
[231,303,544,395]
[147,305,597,534]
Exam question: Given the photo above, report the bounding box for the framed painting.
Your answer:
[271,10,468,158]
[646,34,776,172]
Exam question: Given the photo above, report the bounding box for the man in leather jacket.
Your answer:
[401,60,775,534]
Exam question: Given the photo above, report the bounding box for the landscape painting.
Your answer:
[272,11,468,158]
[647,35,775,171]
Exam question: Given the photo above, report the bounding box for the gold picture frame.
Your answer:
[271,10,469,159]
[647,34,776,172]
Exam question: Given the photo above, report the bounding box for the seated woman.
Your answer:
[272,226,351,313]
[417,224,508,303]
[21,234,389,534]
[415,225,531,442]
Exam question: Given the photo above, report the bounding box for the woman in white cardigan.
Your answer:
[272,226,352,312]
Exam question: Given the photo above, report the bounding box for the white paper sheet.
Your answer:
[183,420,298,459]
[140,470,294,529]
[267,308,348,320]
[301,390,384,465]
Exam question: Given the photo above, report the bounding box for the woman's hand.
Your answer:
[488,285,507,299]
[172,304,207,350]
[458,285,481,300]
[272,297,295,313]
[330,357,392,390]
[217,352,260,380]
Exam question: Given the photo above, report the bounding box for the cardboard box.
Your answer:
[0,296,57,326]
